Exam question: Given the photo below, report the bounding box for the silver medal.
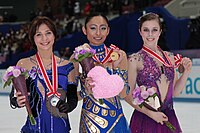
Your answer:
[50,96,59,107]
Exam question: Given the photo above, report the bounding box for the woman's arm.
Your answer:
[111,49,129,98]
[69,54,84,101]
[173,56,192,96]
[124,54,139,108]
[56,84,78,113]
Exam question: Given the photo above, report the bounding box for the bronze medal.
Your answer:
[178,64,184,73]
[110,52,119,61]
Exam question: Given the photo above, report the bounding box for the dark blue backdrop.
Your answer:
[0,7,191,69]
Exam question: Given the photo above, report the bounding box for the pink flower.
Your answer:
[147,87,156,96]
[90,49,96,54]
[79,49,86,54]
[141,90,149,99]
[132,87,141,98]
[3,66,29,89]
[74,52,78,60]
[132,86,157,106]
[2,73,9,82]
[133,97,144,105]
[73,43,96,62]
[12,69,21,77]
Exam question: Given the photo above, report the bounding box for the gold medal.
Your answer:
[110,52,119,61]
[178,64,184,73]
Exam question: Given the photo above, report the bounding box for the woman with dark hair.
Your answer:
[74,13,130,133]
[9,16,78,133]
[125,12,192,133]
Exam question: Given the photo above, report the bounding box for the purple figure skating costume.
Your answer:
[130,50,182,133]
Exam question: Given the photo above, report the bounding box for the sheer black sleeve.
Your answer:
[66,84,78,112]
[56,84,78,113]
[9,87,19,109]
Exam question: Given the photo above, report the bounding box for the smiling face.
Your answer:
[34,24,55,51]
[139,19,161,47]
[82,16,110,46]
[28,16,57,51]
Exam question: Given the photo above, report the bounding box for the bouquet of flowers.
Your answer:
[3,66,36,125]
[132,85,176,132]
[73,43,96,75]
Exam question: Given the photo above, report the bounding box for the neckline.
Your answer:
[46,62,73,72]
[90,44,107,62]
[89,43,105,53]
[141,51,170,104]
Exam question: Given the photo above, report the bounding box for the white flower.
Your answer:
[140,85,146,91]
[76,46,82,52]
[6,66,14,73]
[82,43,90,48]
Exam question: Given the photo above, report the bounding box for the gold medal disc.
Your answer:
[110,52,119,61]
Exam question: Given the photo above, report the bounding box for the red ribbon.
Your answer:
[36,53,60,98]
[174,54,182,67]
[142,46,182,68]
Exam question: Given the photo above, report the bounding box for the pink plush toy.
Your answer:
[87,66,124,99]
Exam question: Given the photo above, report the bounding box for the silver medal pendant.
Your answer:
[50,96,59,107]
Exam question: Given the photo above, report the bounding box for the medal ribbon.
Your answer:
[142,46,182,68]
[92,44,119,64]
[36,53,60,98]
[174,54,182,67]
[142,45,174,67]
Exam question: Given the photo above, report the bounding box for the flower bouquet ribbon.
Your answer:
[3,66,36,125]
[132,86,176,132]
[87,66,124,104]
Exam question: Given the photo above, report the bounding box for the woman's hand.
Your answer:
[84,77,95,95]
[15,91,26,107]
[148,111,168,125]
[181,57,192,74]
[112,49,125,68]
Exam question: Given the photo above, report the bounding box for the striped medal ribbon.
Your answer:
[36,53,61,99]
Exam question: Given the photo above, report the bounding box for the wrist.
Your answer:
[79,89,88,99]
[180,71,190,79]
[183,70,190,75]
[146,109,154,118]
